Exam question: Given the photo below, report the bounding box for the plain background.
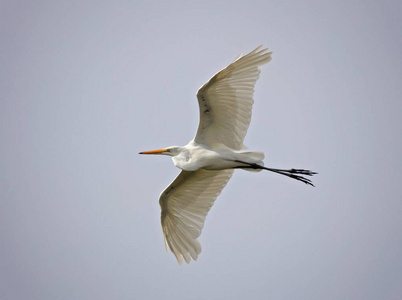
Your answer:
[1,1,402,299]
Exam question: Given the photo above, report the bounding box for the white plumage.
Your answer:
[195,45,271,150]
[140,46,316,264]
[159,169,234,264]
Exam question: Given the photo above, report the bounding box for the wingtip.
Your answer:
[254,45,271,53]
[251,45,273,62]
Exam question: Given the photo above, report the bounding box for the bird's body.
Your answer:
[140,46,316,264]
[168,142,264,171]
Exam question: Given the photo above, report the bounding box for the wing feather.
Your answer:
[195,46,272,150]
[159,169,234,264]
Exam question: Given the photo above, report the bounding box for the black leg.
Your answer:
[233,160,317,187]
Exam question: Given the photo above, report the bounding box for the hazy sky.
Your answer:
[1,1,402,299]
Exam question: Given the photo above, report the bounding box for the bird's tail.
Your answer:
[236,151,265,172]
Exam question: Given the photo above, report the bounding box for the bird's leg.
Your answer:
[233,160,317,187]
[263,167,316,176]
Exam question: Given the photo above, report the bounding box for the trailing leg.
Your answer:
[233,160,317,187]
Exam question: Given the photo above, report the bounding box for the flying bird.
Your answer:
[140,46,316,264]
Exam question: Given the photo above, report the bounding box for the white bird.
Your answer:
[140,46,316,264]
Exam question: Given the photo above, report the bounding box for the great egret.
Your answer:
[140,46,316,264]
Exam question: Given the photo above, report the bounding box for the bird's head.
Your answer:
[139,146,181,157]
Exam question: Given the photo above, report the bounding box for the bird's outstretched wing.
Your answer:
[159,169,234,264]
[194,46,272,150]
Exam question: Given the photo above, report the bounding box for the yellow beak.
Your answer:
[139,148,169,155]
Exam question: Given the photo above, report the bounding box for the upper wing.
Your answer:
[159,169,234,264]
[194,46,272,150]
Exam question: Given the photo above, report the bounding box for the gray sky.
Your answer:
[1,1,402,299]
